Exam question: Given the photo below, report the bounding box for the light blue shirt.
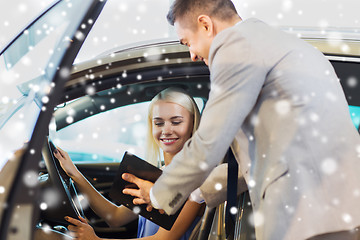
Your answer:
[137,215,200,239]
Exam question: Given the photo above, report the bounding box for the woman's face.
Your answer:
[152,100,193,158]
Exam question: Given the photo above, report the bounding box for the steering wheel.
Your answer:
[39,137,85,226]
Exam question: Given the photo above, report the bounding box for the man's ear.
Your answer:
[197,15,214,36]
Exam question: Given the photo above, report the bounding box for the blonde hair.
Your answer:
[146,87,200,167]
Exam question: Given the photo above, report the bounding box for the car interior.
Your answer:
[34,40,360,239]
[36,43,213,238]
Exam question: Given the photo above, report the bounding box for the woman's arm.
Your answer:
[138,200,203,240]
[54,147,137,227]
[65,199,203,240]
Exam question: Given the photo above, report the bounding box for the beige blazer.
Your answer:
[151,18,360,240]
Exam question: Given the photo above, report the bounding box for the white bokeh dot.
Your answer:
[275,100,290,115]
[134,114,141,122]
[66,116,74,124]
[342,213,352,223]
[40,202,48,210]
[248,180,256,188]
[23,171,38,187]
[60,67,70,78]
[321,158,338,175]
[43,189,60,207]
[230,206,238,215]
[133,206,141,214]
[92,133,98,139]
[347,77,357,88]
[199,162,208,171]
[86,86,96,95]
[67,108,75,116]
[42,96,49,104]
[249,211,264,227]
[214,183,222,191]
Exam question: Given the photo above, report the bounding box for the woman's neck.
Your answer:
[163,152,174,166]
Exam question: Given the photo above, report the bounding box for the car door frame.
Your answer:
[0,0,107,239]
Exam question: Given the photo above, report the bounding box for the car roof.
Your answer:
[281,26,360,58]
[55,35,360,130]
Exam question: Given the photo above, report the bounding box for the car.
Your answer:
[0,0,359,239]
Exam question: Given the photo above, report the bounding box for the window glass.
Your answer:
[74,0,175,63]
[54,98,204,163]
[349,105,360,130]
[54,102,149,163]
[0,0,90,171]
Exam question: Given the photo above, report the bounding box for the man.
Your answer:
[123,0,360,239]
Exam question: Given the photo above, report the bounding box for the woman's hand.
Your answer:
[66,216,101,240]
[53,147,79,178]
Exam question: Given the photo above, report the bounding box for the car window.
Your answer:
[0,0,93,171]
[74,0,174,63]
[349,105,360,130]
[53,98,204,164]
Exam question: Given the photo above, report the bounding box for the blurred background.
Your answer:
[1,0,359,63]
[0,0,359,166]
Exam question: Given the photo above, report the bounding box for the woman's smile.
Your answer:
[160,138,179,145]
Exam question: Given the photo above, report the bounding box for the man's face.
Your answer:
[174,19,212,66]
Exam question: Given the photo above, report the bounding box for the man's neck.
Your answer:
[213,16,242,35]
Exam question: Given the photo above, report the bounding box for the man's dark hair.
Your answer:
[167,0,238,27]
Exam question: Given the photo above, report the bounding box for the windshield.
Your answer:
[72,0,242,63]
[74,0,176,63]
[0,0,92,171]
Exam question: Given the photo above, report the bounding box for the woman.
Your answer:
[54,87,203,240]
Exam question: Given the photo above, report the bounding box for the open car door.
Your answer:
[0,0,106,239]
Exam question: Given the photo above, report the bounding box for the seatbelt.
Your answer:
[225,148,238,237]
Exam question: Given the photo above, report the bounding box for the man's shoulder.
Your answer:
[236,18,269,29]
[217,18,272,40]
[210,18,274,52]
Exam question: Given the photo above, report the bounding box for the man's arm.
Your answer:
[123,164,248,210]
[198,163,247,208]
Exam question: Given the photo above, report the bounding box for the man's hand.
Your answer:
[122,173,153,205]
[122,173,166,214]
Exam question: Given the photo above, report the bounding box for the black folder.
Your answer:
[109,152,183,230]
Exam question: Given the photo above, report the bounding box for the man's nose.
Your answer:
[190,51,199,62]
